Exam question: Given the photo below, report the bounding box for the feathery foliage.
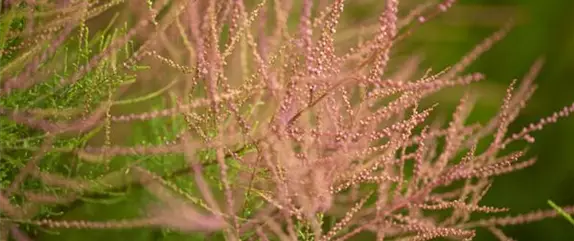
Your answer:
[1,0,573,241]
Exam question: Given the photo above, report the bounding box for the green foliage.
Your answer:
[0,2,143,238]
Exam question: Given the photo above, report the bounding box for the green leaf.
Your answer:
[548,200,574,227]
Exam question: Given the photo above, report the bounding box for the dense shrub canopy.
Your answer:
[0,0,573,241]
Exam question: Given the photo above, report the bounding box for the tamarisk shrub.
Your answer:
[1,0,573,240]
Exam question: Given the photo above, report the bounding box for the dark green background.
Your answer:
[408,0,574,240]
[339,0,574,240]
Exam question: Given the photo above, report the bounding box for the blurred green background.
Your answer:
[336,0,574,240]
[402,0,574,240]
